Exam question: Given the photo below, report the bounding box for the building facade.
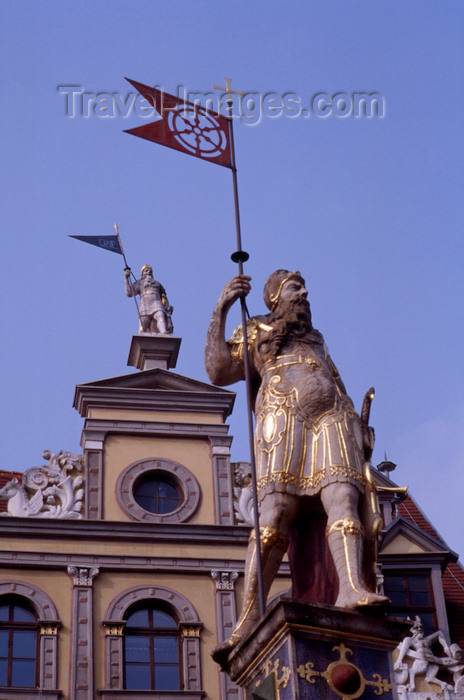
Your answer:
[0,334,462,699]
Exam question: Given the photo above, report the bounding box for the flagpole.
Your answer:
[225,94,266,620]
[115,223,140,317]
[114,223,130,270]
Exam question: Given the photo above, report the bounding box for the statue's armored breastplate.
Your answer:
[141,279,161,298]
[258,346,341,418]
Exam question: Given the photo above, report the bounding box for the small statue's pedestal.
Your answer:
[225,599,410,700]
[127,334,181,371]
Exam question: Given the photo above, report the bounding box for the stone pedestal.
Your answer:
[127,334,181,371]
[225,598,410,700]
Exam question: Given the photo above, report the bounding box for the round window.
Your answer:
[134,474,181,515]
[117,458,201,524]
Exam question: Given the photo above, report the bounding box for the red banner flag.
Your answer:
[124,78,232,169]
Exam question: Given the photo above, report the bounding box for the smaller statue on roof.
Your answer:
[125,265,173,334]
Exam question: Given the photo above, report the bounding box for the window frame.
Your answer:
[133,473,182,516]
[0,582,61,699]
[123,603,181,691]
[101,585,204,697]
[383,570,438,633]
[0,596,38,688]
[116,458,201,524]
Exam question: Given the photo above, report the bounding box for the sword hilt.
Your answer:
[361,387,375,426]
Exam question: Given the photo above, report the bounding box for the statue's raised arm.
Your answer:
[204,274,251,386]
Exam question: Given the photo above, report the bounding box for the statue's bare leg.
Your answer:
[139,315,151,332]
[154,310,167,333]
[321,483,389,609]
[212,492,299,665]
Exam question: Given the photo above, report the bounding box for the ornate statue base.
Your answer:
[223,598,410,700]
[127,334,181,371]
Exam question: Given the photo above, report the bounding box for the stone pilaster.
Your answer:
[210,437,234,525]
[212,570,243,700]
[179,623,204,691]
[83,440,104,519]
[38,621,61,689]
[102,622,126,689]
[67,565,99,700]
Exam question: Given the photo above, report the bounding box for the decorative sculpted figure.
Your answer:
[125,265,173,334]
[205,271,389,663]
[394,616,464,697]
[0,450,84,519]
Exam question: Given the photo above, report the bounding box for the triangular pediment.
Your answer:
[73,369,236,420]
[380,516,454,559]
[76,368,235,395]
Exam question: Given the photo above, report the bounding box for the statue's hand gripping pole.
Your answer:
[116,223,140,317]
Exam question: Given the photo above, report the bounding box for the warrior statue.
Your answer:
[205,270,389,663]
[125,265,173,334]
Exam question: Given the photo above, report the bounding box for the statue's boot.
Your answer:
[212,526,288,666]
[326,518,390,610]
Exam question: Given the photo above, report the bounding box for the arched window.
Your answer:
[0,596,37,688]
[0,582,60,698]
[102,585,203,695]
[124,603,180,690]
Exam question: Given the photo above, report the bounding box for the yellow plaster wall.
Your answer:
[89,408,222,424]
[0,567,72,696]
[381,534,427,554]
[104,434,215,523]
[0,561,292,699]
[233,572,291,620]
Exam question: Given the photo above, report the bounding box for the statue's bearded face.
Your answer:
[142,268,153,279]
[279,278,308,304]
[258,282,313,362]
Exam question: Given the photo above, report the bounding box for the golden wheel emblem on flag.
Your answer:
[167,106,228,159]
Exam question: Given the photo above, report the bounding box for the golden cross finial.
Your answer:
[212,78,245,100]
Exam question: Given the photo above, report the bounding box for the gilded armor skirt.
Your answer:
[255,384,365,498]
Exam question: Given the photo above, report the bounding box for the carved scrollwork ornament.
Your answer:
[233,461,257,526]
[67,566,99,586]
[0,449,84,519]
[102,623,125,637]
[180,623,202,637]
[211,570,239,590]
[39,622,60,636]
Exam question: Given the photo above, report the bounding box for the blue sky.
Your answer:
[1,1,463,555]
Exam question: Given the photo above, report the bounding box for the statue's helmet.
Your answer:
[141,264,153,276]
[263,270,305,311]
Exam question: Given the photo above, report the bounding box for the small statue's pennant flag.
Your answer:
[124,78,232,169]
[69,235,123,255]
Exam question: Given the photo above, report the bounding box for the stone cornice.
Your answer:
[0,517,251,545]
[80,418,231,444]
[379,551,454,570]
[73,376,236,421]
[0,548,291,577]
